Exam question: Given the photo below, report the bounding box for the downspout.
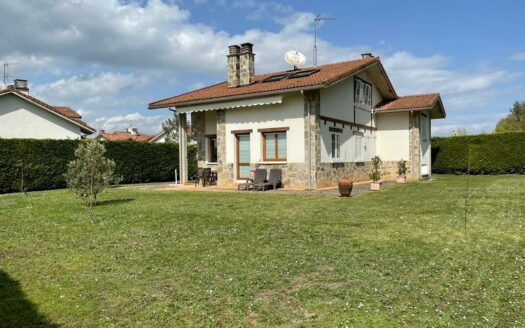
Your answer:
[410,110,415,179]
[305,90,312,190]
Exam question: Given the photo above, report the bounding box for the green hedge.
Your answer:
[0,139,197,194]
[431,132,525,174]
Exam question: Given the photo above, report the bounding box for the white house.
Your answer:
[0,80,96,139]
[149,43,445,188]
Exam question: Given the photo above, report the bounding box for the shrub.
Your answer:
[0,139,197,193]
[369,156,382,182]
[397,159,407,176]
[431,132,525,175]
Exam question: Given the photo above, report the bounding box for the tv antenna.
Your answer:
[3,62,20,85]
[313,14,335,66]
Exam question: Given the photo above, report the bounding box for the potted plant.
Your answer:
[369,156,382,191]
[338,177,353,197]
[397,159,407,183]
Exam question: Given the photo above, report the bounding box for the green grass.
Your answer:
[0,175,523,327]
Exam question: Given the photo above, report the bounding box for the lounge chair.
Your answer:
[253,169,282,191]
[237,168,267,191]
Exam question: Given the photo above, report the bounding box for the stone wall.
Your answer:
[215,109,235,186]
[192,111,207,167]
[409,111,421,179]
[303,90,321,189]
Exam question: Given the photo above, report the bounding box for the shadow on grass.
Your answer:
[0,270,58,327]
[96,198,134,207]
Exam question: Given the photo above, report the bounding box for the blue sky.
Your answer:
[1,0,524,135]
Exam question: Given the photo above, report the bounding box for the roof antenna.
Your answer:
[313,14,335,66]
[3,61,20,85]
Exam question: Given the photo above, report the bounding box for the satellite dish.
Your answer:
[284,51,306,69]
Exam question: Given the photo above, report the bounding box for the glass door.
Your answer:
[236,134,251,179]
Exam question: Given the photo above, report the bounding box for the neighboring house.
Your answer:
[150,129,170,143]
[149,43,446,188]
[96,128,154,141]
[0,80,96,139]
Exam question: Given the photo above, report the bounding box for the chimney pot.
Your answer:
[240,42,253,54]
[14,79,29,94]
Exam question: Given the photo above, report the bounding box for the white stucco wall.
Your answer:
[224,92,305,164]
[375,111,410,161]
[0,94,82,139]
[319,72,384,163]
[204,110,217,135]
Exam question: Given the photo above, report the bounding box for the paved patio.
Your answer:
[124,180,400,197]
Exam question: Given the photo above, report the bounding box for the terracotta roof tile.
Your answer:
[149,56,380,108]
[0,86,96,133]
[377,93,440,111]
[96,131,154,142]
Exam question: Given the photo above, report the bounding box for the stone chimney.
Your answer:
[14,79,29,95]
[127,127,139,135]
[361,53,373,59]
[227,45,240,88]
[239,43,255,86]
[99,129,105,134]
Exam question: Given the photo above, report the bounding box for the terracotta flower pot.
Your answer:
[397,176,407,183]
[338,178,353,197]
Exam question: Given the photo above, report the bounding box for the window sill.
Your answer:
[330,159,343,163]
[206,162,218,165]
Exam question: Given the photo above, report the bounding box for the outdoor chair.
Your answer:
[253,168,282,191]
[202,168,212,187]
[237,168,267,191]
[194,168,204,187]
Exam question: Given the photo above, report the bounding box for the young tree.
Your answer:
[65,140,119,221]
[495,101,525,133]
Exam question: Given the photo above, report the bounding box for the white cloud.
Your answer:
[511,52,525,60]
[383,51,519,111]
[94,112,166,134]
[32,72,149,106]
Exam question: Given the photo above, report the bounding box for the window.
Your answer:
[289,69,320,79]
[354,134,363,162]
[331,133,341,160]
[207,135,217,162]
[355,78,372,108]
[421,113,428,142]
[262,131,287,161]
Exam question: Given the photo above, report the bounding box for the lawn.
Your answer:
[0,175,523,327]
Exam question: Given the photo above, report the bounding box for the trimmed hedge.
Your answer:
[0,139,197,194]
[431,132,525,174]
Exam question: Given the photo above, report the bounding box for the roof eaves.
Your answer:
[160,84,324,109]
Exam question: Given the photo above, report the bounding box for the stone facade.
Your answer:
[227,45,240,88]
[192,111,207,167]
[409,111,421,179]
[215,109,234,186]
[303,90,321,189]
[239,44,255,86]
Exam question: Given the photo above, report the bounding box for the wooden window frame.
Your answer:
[260,128,288,162]
[331,132,341,160]
[206,134,217,163]
[235,133,251,180]
[355,77,372,109]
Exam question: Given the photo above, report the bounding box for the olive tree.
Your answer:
[65,140,119,220]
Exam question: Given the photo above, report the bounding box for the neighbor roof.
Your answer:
[96,131,154,142]
[149,56,394,109]
[0,86,96,134]
[377,94,440,111]
[377,93,446,118]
